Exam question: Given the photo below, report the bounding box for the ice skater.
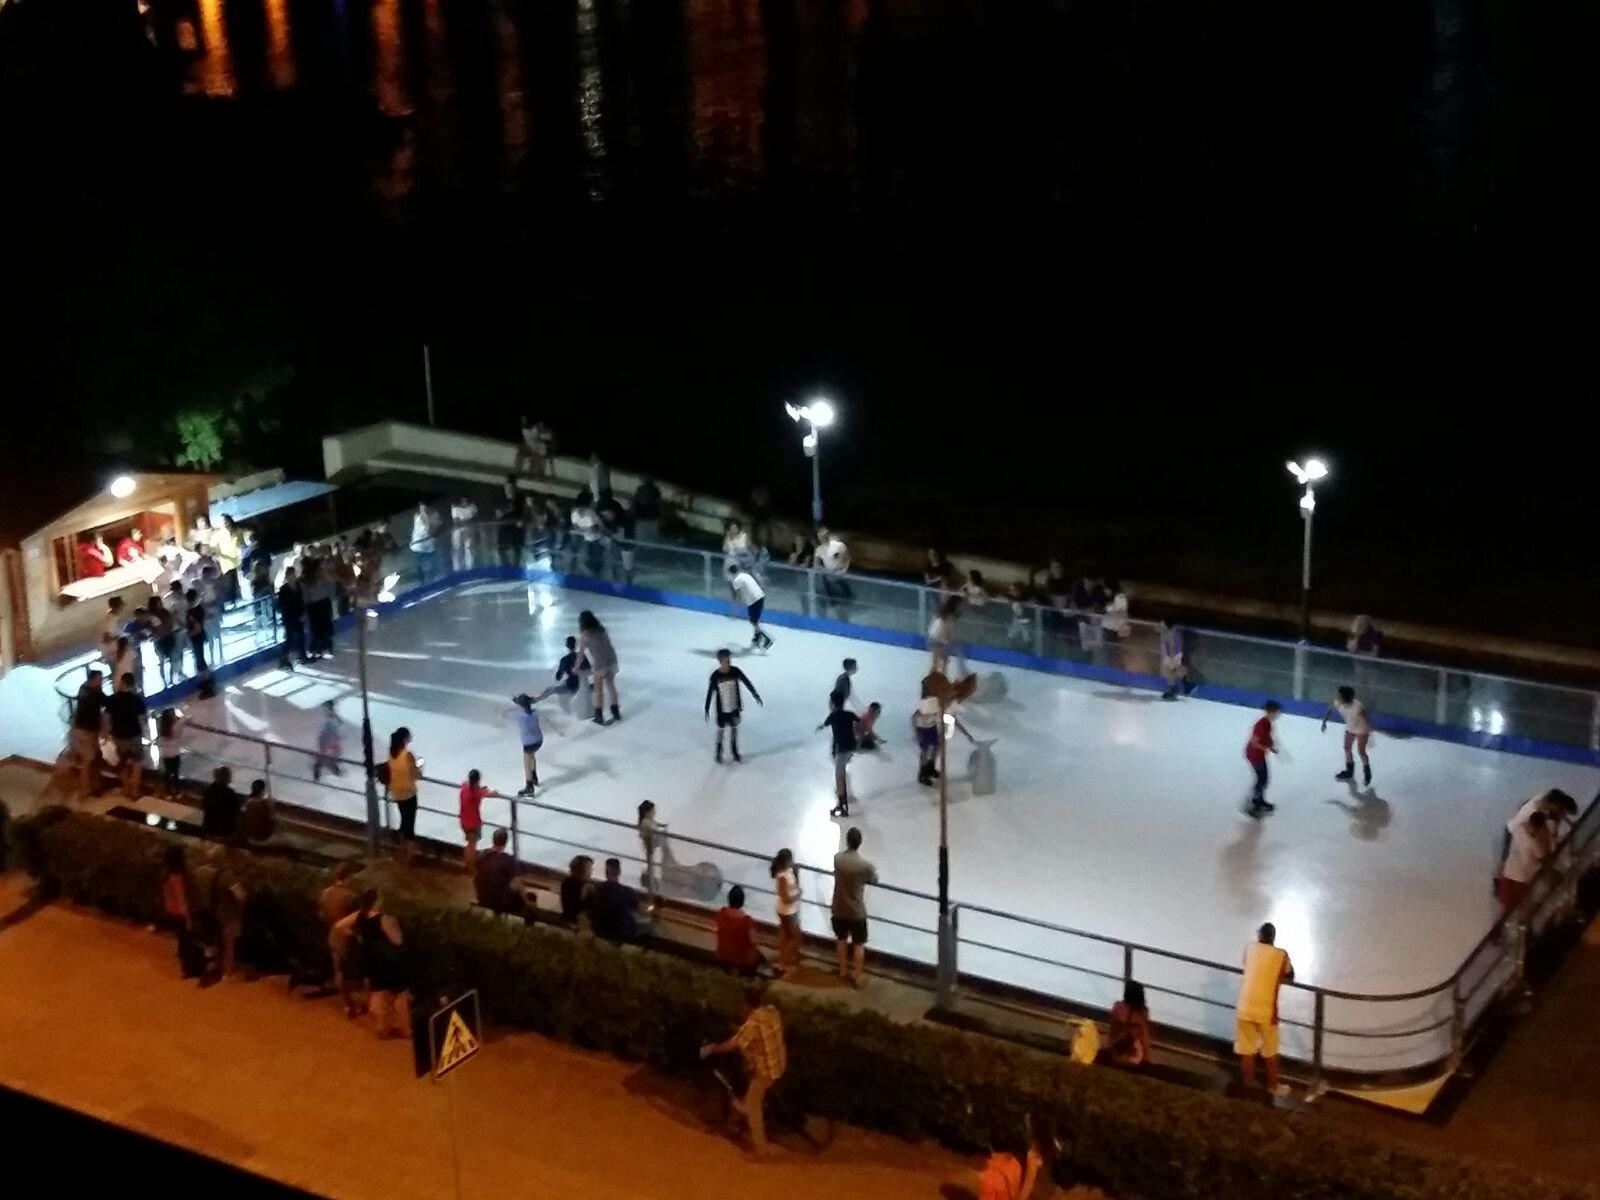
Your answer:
[705,649,764,763]
[1320,686,1373,784]
[313,700,345,781]
[818,690,859,818]
[530,635,589,714]
[1244,701,1282,818]
[855,702,884,750]
[727,564,773,650]
[1159,620,1194,700]
[913,680,975,787]
[510,693,548,795]
[577,610,621,725]
[834,658,857,705]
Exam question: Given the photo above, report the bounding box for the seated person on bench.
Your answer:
[474,828,526,917]
[588,857,646,943]
[715,886,765,976]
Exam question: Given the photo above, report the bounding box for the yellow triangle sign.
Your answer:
[437,1009,480,1076]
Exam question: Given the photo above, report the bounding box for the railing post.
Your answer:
[262,741,273,798]
[1591,692,1600,752]
[702,551,713,597]
[1448,979,1465,1074]
[1435,669,1449,725]
[509,794,521,864]
[1122,943,1133,986]
[1032,605,1044,658]
[1292,641,1307,702]
[917,587,927,639]
[1311,990,1326,1095]
[806,566,816,616]
[937,903,959,1010]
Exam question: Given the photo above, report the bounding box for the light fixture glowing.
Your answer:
[1287,458,1330,486]
[109,475,137,499]
[807,398,836,428]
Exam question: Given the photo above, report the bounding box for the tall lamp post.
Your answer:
[784,398,836,524]
[1286,457,1329,642]
[924,668,976,1010]
[355,596,382,856]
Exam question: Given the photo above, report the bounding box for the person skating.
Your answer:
[1320,685,1373,785]
[1159,620,1195,700]
[577,610,621,725]
[818,690,859,818]
[1244,701,1282,818]
[511,693,547,795]
[705,649,763,763]
[727,564,773,650]
[912,680,975,786]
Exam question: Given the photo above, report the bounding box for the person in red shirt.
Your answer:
[78,534,114,579]
[715,885,764,975]
[1245,701,1282,818]
[115,528,146,565]
[458,768,497,875]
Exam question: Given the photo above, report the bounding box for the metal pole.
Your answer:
[1448,979,1465,1073]
[509,794,521,864]
[935,704,954,1009]
[357,609,381,857]
[1311,991,1326,1093]
[1435,669,1449,725]
[810,430,823,524]
[423,344,436,427]
[1299,492,1314,642]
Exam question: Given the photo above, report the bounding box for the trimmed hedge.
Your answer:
[14,809,1593,1200]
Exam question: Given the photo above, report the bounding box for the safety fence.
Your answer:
[167,717,1600,1082]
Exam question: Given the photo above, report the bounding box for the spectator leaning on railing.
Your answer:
[1347,614,1385,657]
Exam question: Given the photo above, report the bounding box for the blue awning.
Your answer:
[210,480,337,524]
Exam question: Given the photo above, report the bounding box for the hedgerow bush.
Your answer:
[15,808,1592,1200]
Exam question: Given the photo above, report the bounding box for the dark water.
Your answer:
[4,0,1597,637]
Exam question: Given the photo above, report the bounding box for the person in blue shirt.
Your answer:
[511,693,547,796]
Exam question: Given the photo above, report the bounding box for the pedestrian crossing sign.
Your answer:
[429,990,482,1080]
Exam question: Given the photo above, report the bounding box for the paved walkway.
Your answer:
[0,880,992,1200]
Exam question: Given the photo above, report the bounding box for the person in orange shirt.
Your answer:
[976,1129,1042,1200]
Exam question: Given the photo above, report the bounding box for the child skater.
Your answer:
[727,564,774,650]
[313,700,344,780]
[855,702,884,750]
[1321,685,1373,785]
[511,692,549,795]
[157,707,185,799]
[705,649,764,763]
[818,690,859,818]
[532,636,590,713]
[912,681,975,786]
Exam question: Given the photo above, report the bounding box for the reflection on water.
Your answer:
[263,0,293,89]
[494,0,528,171]
[576,0,607,187]
[370,0,410,117]
[192,0,234,96]
[687,0,764,175]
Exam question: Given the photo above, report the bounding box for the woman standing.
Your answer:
[387,728,421,867]
[770,848,803,977]
[160,844,202,979]
[577,611,620,725]
[637,800,661,891]
[148,596,177,688]
[344,890,410,1039]
[303,559,336,660]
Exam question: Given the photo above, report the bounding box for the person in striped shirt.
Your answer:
[705,649,763,763]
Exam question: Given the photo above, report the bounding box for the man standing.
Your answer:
[705,649,763,764]
[569,495,604,575]
[1496,811,1551,913]
[1244,701,1282,818]
[494,477,525,567]
[812,526,852,615]
[277,566,306,667]
[631,477,663,545]
[450,495,479,570]
[699,984,787,1156]
[1158,620,1194,700]
[106,672,148,799]
[830,826,878,987]
[67,670,108,797]
[410,502,440,582]
[1236,921,1294,1095]
[727,565,773,650]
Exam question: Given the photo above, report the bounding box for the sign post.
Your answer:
[429,989,482,1080]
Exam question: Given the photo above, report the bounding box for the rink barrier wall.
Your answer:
[133,565,1600,767]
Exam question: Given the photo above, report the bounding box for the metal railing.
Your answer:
[45,506,1600,1080]
[164,715,1600,1081]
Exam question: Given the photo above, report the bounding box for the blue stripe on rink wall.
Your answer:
[149,564,1600,768]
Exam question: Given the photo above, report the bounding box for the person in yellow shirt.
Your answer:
[386,727,421,867]
[1235,921,1294,1094]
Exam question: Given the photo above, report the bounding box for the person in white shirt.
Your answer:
[1500,789,1576,866]
[410,503,441,582]
[99,597,128,662]
[727,565,773,649]
[1320,685,1374,785]
[1101,580,1131,639]
[1235,922,1294,1094]
[569,499,603,575]
[1497,812,1552,913]
[928,595,966,677]
[449,496,479,570]
[812,526,851,614]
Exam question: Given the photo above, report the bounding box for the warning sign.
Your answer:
[428,990,482,1080]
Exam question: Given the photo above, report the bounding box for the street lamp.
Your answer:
[1286,457,1329,641]
[784,397,836,524]
[924,668,977,1011]
[353,578,383,857]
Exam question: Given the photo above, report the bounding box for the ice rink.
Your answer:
[178,579,1597,1071]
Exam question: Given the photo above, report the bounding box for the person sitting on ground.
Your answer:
[474,828,526,917]
[560,855,594,927]
[715,885,765,976]
[855,702,883,750]
[241,779,276,844]
[699,984,788,1157]
[201,766,243,839]
[1109,980,1152,1067]
[1347,614,1385,657]
[588,856,643,943]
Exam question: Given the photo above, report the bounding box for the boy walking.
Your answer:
[727,564,774,650]
[705,649,764,763]
[818,690,859,818]
[1244,701,1282,818]
[313,700,344,780]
